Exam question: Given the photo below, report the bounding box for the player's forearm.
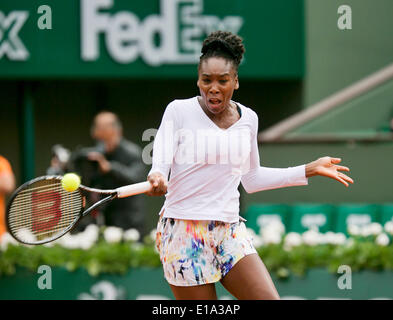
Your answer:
[241,165,308,194]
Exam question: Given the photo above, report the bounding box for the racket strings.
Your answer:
[15,183,64,194]
[9,197,80,241]
[7,194,78,211]
[7,178,83,244]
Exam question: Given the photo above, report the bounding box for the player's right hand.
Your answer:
[147,172,168,196]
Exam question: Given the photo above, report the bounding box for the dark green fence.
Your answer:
[0,267,392,300]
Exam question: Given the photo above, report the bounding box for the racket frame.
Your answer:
[6,175,120,245]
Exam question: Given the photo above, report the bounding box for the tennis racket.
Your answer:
[6,175,152,245]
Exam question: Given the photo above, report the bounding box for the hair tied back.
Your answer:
[199,31,245,71]
[201,39,236,60]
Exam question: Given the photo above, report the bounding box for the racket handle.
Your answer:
[116,181,152,198]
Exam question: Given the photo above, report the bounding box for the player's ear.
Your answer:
[234,75,239,90]
[196,63,203,88]
[197,77,201,89]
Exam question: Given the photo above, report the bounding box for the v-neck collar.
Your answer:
[194,96,243,131]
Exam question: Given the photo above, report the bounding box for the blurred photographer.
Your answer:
[69,111,146,236]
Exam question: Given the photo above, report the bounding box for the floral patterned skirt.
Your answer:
[155,214,257,286]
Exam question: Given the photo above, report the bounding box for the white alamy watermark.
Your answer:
[337,265,352,290]
[37,5,52,30]
[141,122,251,173]
[37,265,52,290]
[337,5,352,30]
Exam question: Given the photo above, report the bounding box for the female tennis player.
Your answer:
[147,31,354,300]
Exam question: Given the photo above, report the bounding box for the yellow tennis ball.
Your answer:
[61,173,81,192]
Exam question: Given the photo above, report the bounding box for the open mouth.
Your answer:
[208,98,222,107]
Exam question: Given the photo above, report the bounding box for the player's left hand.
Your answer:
[87,152,111,174]
[305,156,354,187]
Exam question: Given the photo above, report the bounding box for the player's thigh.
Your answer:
[169,283,218,300]
[220,253,280,300]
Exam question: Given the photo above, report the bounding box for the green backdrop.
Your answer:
[0,267,392,300]
[0,0,304,78]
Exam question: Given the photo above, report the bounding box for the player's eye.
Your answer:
[202,78,211,84]
[219,80,229,84]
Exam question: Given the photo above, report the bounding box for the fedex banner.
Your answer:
[0,0,304,78]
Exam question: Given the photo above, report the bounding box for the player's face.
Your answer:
[197,57,239,115]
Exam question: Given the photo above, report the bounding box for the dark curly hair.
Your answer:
[199,31,245,73]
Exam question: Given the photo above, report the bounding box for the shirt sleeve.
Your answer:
[148,101,180,180]
[240,111,308,194]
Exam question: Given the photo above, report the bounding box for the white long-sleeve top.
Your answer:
[149,97,308,223]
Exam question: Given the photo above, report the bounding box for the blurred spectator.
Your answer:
[0,155,15,238]
[46,144,71,175]
[69,111,147,237]
[390,117,393,132]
